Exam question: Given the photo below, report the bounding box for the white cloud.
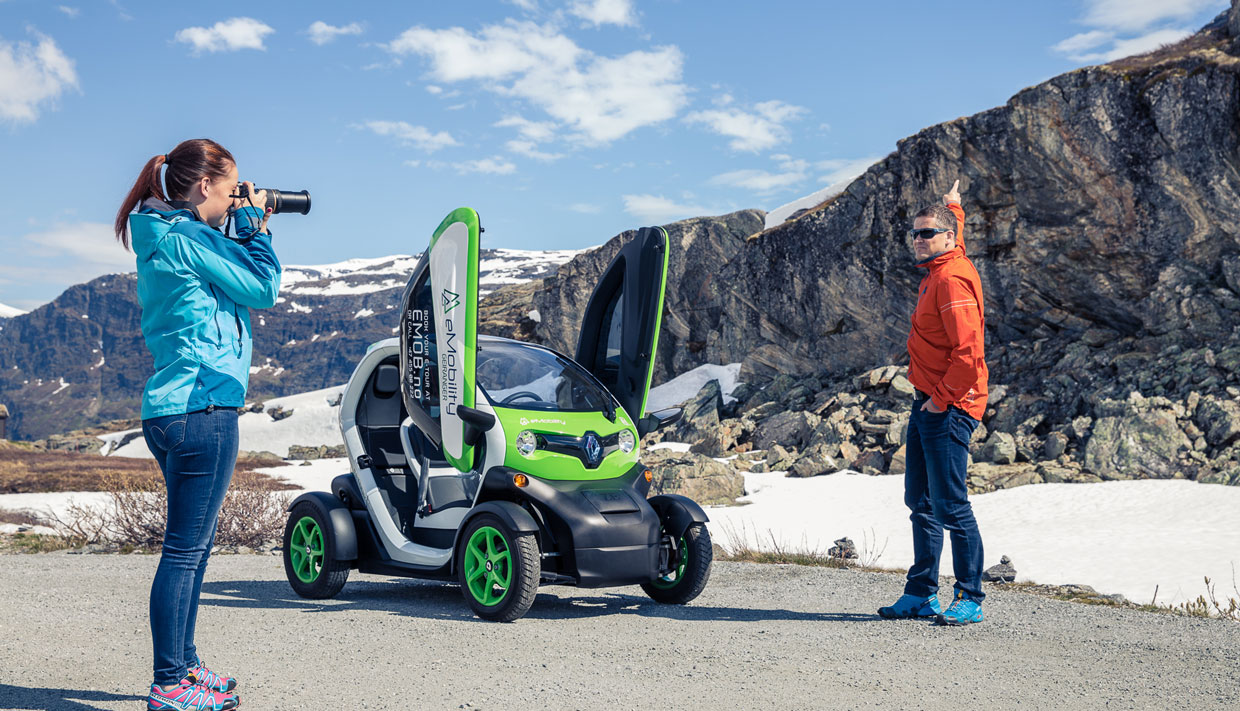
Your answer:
[1051,0,1222,63]
[506,139,564,161]
[817,156,879,186]
[622,194,709,223]
[685,99,807,152]
[568,0,637,27]
[1059,27,1191,62]
[175,17,274,54]
[505,0,539,10]
[360,120,458,152]
[1081,0,1221,33]
[0,222,134,302]
[709,156,810,194]
[496,114,557,142]
[460,157,517,175]
[0,30,79,123]
[425,84,443,94]
[307,21,363,46]
[57,6,79,18]
[385,20,687,144]
[567,202,602,214]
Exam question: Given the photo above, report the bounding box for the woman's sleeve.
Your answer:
[171,210,282,309]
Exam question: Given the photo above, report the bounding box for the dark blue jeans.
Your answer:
[903,403,985,602]
[143,407,238,685]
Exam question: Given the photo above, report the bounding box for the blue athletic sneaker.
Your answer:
[878,593,942,619]
[937,591,984,625]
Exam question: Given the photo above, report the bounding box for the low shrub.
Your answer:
[53,470,293,551]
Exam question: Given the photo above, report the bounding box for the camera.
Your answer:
[232,183,312,215]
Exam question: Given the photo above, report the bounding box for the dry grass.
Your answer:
[716,521,896,573]
[718,524,1240,623]
[0,447,294,494]
[52,469,294,551]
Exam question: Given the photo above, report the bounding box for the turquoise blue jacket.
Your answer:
[130,198,282,418]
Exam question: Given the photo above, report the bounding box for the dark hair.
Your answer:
[913,204,957,234]
[114,138,235,249]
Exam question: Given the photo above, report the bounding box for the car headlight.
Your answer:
[618,429,635,453]
[516,430,537,457]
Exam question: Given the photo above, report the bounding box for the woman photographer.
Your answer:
[115,138,280,711]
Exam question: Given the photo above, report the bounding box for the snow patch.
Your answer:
[354,308,375,319]
[52,378,71,395]
[706,472,1240,607]
[646,363,743,412]
[528,309,541,323]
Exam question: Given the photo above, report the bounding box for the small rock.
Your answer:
[828,537,858,560]
[983,555,1017,583]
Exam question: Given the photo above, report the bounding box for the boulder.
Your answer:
[978,432,1017,465]
[1043,431,1069,460]
[766,443,797,471]
[889,374,915,397]
[852,448,887,475]
[789,442,838,478]
[1194,396,1240,448]
[675,379,723,442]
[267,406,294,422]
[643,448,745,505]
[887,445,907,476]
[1083,410,1191,479]
[751,410,820,450]
[287,444,347,461]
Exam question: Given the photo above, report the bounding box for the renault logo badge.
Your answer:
[584,433,602,466]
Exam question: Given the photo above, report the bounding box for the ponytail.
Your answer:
[114,138,236,250]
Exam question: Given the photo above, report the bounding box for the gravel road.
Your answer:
[1,553,1237,710]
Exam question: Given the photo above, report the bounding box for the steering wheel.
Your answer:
[501,391,543,405]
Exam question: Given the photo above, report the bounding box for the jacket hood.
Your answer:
[129,197,200,261]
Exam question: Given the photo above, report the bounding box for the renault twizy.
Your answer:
[282,208,712,621]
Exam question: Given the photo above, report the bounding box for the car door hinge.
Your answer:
[357,454,374,470]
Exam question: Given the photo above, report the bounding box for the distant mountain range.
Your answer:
[0,248,583,440]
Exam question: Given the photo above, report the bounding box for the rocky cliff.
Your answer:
[498,5,1240,486]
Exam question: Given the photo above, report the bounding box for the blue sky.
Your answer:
[0,0,1229,311]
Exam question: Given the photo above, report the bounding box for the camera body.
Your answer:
[233,183,312,215]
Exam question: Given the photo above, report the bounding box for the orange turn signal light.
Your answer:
[643,469,653,482]
[513,473,529,488]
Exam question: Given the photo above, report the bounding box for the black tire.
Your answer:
[641,523,712,604]
[456,514,540,622]
[283,501,350,599]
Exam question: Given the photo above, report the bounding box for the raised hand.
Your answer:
[943,179,961,205]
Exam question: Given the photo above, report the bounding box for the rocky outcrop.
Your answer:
[643,447,746,505]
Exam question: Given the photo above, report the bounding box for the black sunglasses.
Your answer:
[909,227,951,241]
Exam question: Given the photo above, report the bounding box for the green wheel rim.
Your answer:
[463,526,513,606]
[290,516,325,584]
[652,536,688,589]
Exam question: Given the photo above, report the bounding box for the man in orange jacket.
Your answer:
[879,180,990,626]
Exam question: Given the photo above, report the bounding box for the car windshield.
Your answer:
[477,340,614,413]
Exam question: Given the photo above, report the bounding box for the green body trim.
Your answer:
[463,525,512,606]
[289,516,324,584]
[430,207,480,472]
[637,227,670,421]
[492,405,639,480]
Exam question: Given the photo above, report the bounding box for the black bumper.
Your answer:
[480,463,664,588]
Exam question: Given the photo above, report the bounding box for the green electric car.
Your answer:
[281,208,712,621]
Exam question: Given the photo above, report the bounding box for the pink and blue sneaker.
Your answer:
[147,679,239,710]
[187,658,238,693]
[878,593,942,619]
[937,591,984,625]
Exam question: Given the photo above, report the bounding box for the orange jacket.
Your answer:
[906,201,988,420]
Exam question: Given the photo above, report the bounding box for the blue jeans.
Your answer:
[143,407,238,685]
[903,403,985,602]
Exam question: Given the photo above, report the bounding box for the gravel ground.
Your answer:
[1,553,1238,710]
